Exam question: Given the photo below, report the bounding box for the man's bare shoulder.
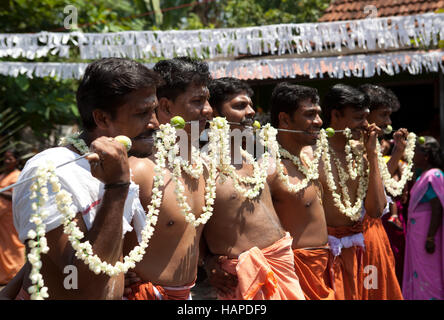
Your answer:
[301,145,315,160]
[129,157,154,171]
[129,157,155,184]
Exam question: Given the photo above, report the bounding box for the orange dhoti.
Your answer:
[361,215,403,300]
[0,169,25,285]
[218,233,305,300]
[126,280,195,300]
[293,245,335,300]
[328,223,365,300]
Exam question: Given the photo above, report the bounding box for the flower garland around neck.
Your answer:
[274,130,324,194]
[26,164,54,300]
[376,132,416,197]
[208,117,271,200]
[158,123,217,227]
[24,133,168,291]
[321,130,369,221]
[343,128,365,180]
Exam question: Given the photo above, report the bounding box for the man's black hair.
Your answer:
[76,58,162,131]
[359,84,400,113]
[208,77,254,114]
[269,82,319,128]
[153,57,212,101]
[322,83,370,126]
[384,87,401,113]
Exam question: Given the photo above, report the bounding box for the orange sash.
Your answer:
[218,233,305,300]
[361,215,403,300]
[293,245,335,300]
[328,223,364,300]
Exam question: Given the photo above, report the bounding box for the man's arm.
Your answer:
[386,129,408,176]
[23,137,130,299]
[364,124,388,218]
[0,262,29,300]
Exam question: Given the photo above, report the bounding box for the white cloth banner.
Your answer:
[0,50,443,80]
[1,13,443,60]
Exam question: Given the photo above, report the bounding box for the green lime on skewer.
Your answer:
[170,116,186,129]
[383,125,393,135]
[418,136,426,145]
[115,135,132,152]
[326,127,335,138]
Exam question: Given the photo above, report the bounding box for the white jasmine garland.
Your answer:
[274,131,323,194]
[376,132,416,197]
[158,123,217,227]
[208,118,270,200]
[26,134,167,295]
[26,164,54,300]
[181,146,204,179]
[320,130,369,221]
[343,128,364,180]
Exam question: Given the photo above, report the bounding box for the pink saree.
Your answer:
[402,169,444,300]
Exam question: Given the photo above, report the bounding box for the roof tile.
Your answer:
[319,0,441,21]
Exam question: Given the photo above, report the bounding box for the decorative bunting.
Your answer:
[0,13,443,60]
[1,50,442,80]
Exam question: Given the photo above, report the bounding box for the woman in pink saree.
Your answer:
[403,136,444,300]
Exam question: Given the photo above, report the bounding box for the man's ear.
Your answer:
[92,109,112,130]
[331,109,342,123]
[278,112,291,129]
[157,97,173,122]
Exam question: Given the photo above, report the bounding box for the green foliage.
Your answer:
[0,0,156,157]
[0,74,78,136]
[0,0,331,158]
[176,0,331,29]
[0,0,153,33]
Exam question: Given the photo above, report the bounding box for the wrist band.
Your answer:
[104,182,131,189]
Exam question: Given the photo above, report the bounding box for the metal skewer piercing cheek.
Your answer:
[0,152,95,193]
[0,135,133,194]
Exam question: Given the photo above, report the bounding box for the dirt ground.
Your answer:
[190,267,218,300]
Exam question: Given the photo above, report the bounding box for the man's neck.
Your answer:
[277,134,304,157]
[80,130,97,147]
[327,132,347,153]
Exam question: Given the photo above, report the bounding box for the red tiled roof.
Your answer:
[319,0,444,22]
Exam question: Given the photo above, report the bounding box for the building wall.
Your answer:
[247,72,440,141]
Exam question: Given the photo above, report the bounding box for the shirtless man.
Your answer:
[319,83,387,300]
[358,84,404,300]
[203,77,305,300]
[11,58,162,299]
[123,57,213,300]
[266,82,335,300]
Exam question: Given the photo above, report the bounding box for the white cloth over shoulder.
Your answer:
[13,147,146,244]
